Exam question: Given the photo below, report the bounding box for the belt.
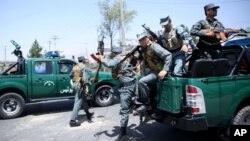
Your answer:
[121,80,136,87]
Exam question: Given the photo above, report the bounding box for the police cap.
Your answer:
[204,3,219,11]
[78,56,85,62]
[160,16,171,26]
[137,31,148,41]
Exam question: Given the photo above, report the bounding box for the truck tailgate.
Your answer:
[157,77,187,114]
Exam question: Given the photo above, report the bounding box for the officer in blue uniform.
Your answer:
[136,32,172,118]
[190,3,225,59]
[159,16,196,76]
[97,46,138,141]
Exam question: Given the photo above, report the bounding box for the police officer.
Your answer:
[69,56,94,127]
[136,31,172,115]
[96,46,138,141]
[159,16,195,76]
[190,3,225,59]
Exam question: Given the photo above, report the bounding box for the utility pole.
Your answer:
[48,40,52,51]
[119,0,125,54]
[51,35,59,50]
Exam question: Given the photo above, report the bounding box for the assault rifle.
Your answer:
[115,45,142,69]
[201,28,248,42]
[10,40,23,58]
[91,36,105,82]
[142,24,158,41]
[10,40,24,74]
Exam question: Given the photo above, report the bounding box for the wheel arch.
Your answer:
[234,96,250,115]
[94,82,114,95]
[0,88,26,101]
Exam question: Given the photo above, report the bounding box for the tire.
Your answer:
[94,85,113,107]
[0,92,25,119]
[233,105,250,125]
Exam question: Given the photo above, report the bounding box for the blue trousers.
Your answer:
[170,51,186,76]
[70,84,89,121]
[119,84,136,127]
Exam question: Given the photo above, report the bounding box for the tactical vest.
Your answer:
[161,26,183,51]
[204,19,220,30]
[112,65,121,79]
[72,63,83,83]
[143,43,164,72]
[202,19,221,43]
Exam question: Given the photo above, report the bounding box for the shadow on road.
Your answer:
[94,120,223,141]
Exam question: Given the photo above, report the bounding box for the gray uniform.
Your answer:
[101,55,137,128]
[190,18,225,58]
[70,63,90,121]
[139,42,172,101]
[160,25,195,76]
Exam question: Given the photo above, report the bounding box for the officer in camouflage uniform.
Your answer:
[97,46,138,141]
[69,56,94,127]
[190,3,225,59]
[159,16,195,76]
[136,32,172,114]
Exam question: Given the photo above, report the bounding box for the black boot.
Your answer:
[115,127,127,141]
[150,110,162,120]
[85,110,94,121]
[69,120,81,127]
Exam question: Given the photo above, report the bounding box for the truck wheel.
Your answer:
[94,85,113,107]
[0,92,25,119]
[233,105,250,125]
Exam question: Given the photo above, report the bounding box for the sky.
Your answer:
[1,0,250,61]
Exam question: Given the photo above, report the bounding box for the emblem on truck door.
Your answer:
[44,81,55,86]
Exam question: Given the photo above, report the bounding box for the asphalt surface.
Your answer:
[0,100,223,141]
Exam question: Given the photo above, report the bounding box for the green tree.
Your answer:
[98,0,136,47]
[27,39,43,58]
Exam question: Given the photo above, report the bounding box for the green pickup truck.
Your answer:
[0,57,118,119]
[156,35,250,137]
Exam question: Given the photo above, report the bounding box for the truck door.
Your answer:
[31,60,58,99]
[57,60,75,97]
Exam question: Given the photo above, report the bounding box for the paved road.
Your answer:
[0,100,223,141]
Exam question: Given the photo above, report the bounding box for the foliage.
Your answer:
[27,39,43,58]
[98,0,136,47]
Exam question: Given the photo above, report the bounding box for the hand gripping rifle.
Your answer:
[142,24,158,41]
[91,36,105,83]
[201,28,249,42]
[115,45,142,70]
